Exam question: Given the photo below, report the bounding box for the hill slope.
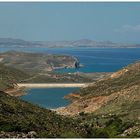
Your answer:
[54,61,140,137]
[0,91,89,138]
[56,61,140,121]
[0,63,29,90]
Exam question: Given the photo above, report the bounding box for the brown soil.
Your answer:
[64,93,81,100]
[4,86,26,97]
[55,95,108,116]
[55,85,140,117]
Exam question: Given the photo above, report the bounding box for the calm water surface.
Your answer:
[21,88,79,109]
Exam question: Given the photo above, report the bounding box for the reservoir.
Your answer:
[21,87,79,109]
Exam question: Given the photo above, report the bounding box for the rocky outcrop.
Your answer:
[120,125,140,137]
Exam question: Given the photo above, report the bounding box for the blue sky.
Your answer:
[0,2,140,43]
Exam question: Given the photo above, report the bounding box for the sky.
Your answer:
[0,2,140,43]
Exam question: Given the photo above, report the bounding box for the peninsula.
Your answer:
[0,51,79,73]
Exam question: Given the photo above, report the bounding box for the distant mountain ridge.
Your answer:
[0,38,140,48]
[0,38,41,47]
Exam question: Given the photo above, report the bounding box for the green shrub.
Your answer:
[60,131,80,138]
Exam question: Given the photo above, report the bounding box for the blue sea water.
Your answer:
[51,47,140,73]
[21,88,78,109]
[1,46,140,108]
[0,47,140,73]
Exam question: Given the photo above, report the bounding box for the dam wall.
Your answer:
[17,83,90,88]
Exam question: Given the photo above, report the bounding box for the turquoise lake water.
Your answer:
[21,88,79,109]
[1,47,140,108]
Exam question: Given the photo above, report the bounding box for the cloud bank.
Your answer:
[115,24,140,32]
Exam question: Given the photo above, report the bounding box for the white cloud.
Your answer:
[115,24,140,32]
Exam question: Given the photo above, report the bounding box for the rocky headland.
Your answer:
[0,51,79,73]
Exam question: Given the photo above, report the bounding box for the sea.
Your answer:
[1,46,140,108]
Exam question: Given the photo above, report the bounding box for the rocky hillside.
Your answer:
[56,61,140,133]
[1,88,139,138]
[0,51,79,73]
[54,61,140,137]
